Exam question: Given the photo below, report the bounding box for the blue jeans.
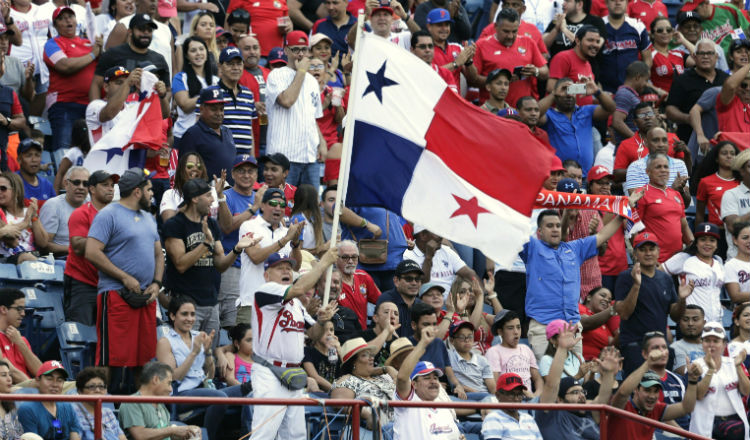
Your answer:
[286,161,320,188]
[47,102,86,151]
[176,384,244,440]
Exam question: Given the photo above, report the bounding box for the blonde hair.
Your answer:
[190,13,219,60]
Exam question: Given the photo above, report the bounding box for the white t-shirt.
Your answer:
[10,3,51,68]
[63,146,84,167]
[159,187,219,219]
[237,216,292,307]
[393,387,461,440]
[682,256,724,323]
[725,258,750,297]
[721,183,750,259]
[403,245,467,297]
[593,142,615,173]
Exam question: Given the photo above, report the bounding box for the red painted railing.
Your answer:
[2,394,711,440]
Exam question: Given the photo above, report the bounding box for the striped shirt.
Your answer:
[482,409,543,440]
[219,81,257,155]
[265,66,323,163]
[624,155,689,193]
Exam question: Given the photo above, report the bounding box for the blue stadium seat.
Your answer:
[21,286,64,357]
[0,264,23,288]
[57,322,97,378]
[18,260,57,282]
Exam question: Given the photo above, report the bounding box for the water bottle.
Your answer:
[327,337,338,364]
[46,253,54,266]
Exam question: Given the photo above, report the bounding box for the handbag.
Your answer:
[117,287,151,308]
[348,212,389,265]
[252,353,308,390]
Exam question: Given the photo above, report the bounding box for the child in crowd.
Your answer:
[222,323,253,387]
[447,321,495,395]
[538,319,586,381]
[485,310,543,398]
[302,320,341,393]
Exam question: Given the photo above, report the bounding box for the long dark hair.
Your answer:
[174,152,208,196]
[693,141,740,188]
[229,323,251,354]
[0,359,13,412]
[71,119,91,155]
[290,184,323,247]
[167,296,197,326]
[182,36,215,98]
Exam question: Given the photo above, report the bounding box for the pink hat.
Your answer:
[158,0,177,17]
[545,319,567,340]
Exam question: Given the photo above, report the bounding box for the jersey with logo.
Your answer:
[338,269,381,329]
[700,4,750,58]
[393,387,461,440]
[252,281,315,363]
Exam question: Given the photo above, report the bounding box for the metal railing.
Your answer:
[2,394,711,440]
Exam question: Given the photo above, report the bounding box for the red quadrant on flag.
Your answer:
[424,88,556,216]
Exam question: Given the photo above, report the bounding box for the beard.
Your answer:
[138,191,151,210]
[131,35,152,49]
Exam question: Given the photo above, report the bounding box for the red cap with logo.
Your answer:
[37,360,68,379]
[285,31,309,47]
[633,231,659,249]
[52,5,74,21]
[587,165,612,182]
[496,373,527,392]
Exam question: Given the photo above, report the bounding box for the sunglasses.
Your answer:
[400,275,421,283]
[635,111,655,119]
[67,179,90,187]
[266,200,286,208]
[7,306,24,313]
[695,51,716,57]
[185,162,202,170]
[703,325,724,333]
[309,64,325,71]
[653,27,672,34]
[0,185,9,192]
[339,254,358,261]
[415,43,434,50]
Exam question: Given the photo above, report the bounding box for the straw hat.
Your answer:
[340,337,374,366]
[384,337,414,367]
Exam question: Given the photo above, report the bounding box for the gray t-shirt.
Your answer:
[39,194,76,247]
[118,391,171,440]
[672,339,704,372]
[687,86,721,164]
[0,56,25,97]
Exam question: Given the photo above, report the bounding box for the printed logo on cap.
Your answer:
[49,361,63,368]
[563,181,575,190]
[704,224,712,233]
[143,13,151,20]
[212,89,220,98]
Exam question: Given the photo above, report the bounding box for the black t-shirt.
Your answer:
[544,14,607,58]
[303,345,341,383]
[536,409,600,440]
[95,44,171,88]
[331,305,363,343]
[360,329,395,367]
[665,68,729,141]
[162,212,222,306]
[298,0,324,27]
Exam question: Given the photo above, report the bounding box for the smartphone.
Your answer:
[512,66,524,76]
[567,83,587,95]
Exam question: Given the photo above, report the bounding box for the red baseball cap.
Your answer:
[52,5,74,21]
[496,373,527,392]
[587,165,612,182]
[550,155,565,173]
[681,0,708,11]
[285,31,309,47]
[633,231,659,249]
[37,360,68,379]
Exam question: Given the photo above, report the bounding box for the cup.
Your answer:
[277,16,290,28]
[159,147,170,167]
[259,112,268,125]
[331,87,344,106]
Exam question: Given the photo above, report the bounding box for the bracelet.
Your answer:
[452,61,458,70]
[152,279,162,288]
[217,196,226,203]
[247,207,256,216]
[90,52,96,61]
[486,294,497,300]
[291,241,300,249]
[593,89,602,98]
[31,216,38,222]
[688,380,699,385]
[232,246,241,254]
[360,218,368,228]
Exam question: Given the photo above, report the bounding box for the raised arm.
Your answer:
[397,326,434,398]
[540,323,580,404]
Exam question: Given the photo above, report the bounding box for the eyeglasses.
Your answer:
[83,384,107,391]
[185,162,202,170]
[453,335,473,341]
[266,200,286,208]
[653,27,672,34]
[415,43,434,50]
[400,275,421,283]
[566,389,587,396]
[7,306,24,314]
[287,46,308,54]
[695,51,716,57]
[338,254,358,261]
[67,179,90,187]
[0,185,9,192]
[309,64,325,71]
[635,111,655,119]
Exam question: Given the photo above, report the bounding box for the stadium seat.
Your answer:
[18,260,57,282]
[57,322,97,378]
[0,264,22,288]
[21,286,64,358]
[52,148,69,171]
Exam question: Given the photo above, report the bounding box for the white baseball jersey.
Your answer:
[10,3,51,68]
[252,281,315,364]
[236,215,292,307]
[393,387,460,440]
[725,258,750,297]
[403,245,467,298]
[682,256,724,323]
[265,66,323,164]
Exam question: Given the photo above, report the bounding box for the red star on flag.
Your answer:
[449,194,490,228]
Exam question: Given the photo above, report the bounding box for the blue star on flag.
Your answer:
[103,148,124,163]
[363,61,398,103]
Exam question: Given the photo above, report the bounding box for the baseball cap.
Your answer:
[285,30,309,47]
[215,27,233,42]
[178,179,211,207]
[309,33,333,48]
[260,153,290,170]
[558,377,582,399]
[680,0,707,12]
[587,165,612,182]
[419,282,445,297]
[233,154,258,169]
[556,177,580,193]
[426,8,452,24]
[702,321,726,340]
[639,371,663,389]
[496,373,527,392]
[449,320,474,337]
[695,222,720,240]
[129,13,158,30]
[267,47,288,65]
[730,39,750,55]
[199,86,225,105]
[633,231,659,249]
[262,187,286,203]
[491,309,514,334]
[219,46,243,63]
[103,65,130,83]
[37,360,68,379]
[17,138,43,154]
[410,361,443,380]
[545,319,568,340]
[264,253,296,270]
[118,167,150,193]
[52,5,74,21]
[550,155,565,173]
[371,0,393,15]
[157,0,177,18]
[677,10,702,25]
[486,68,512,85]
[88,170,120,186]
[395,259,424,276]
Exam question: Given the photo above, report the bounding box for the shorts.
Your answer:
[324,158,340,182]
[96,290,156,367]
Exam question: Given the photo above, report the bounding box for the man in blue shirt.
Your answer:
[600,0,652,93]
[18,360,82,440]
[176,86,237,183]
[16,138,55,204]
[540,77,616,175]
[522,204,632,361]
[311,0,356,59]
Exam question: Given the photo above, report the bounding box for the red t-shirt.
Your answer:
[43,36,97,106]
[649,47,685,93]
[613,131,683,171]
[590,0,608,17]
[579,303,619,360]
[548,48,595,106]
[65,202,100,286]
[627,0,668,28]
[433,42,463,84]
[431,63,458,92]
[598,219,628,276]
[696,173,740,225]
[530,126,552,148]
[0,331,32,377]
[479,20,548,56]
[317,86,342,146]
[716,95,750,134]
[474,34,546,106]
[227,0,288,56]
[240,67,270,155]
[609,399,667,440]
[338,269,381,329]
[636,184,686,263]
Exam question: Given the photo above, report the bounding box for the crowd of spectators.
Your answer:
[0,0,746,438]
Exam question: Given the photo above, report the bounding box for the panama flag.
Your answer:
[343,33,556,268]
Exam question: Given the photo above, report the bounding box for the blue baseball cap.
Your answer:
[17,138,42,154]
[410,361,443,380]
[419,282,445,297]
[264,253,297,270]
[198,86,224,105]
[267,47,288,66]
[556,177,580,193]
[219,46,243,64]
[427,8,452,24]
[233,154,258,169]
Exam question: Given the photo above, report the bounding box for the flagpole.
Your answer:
[322,13,366,306]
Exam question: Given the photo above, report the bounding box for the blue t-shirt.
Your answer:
[221,188,255,268]
[521,235,598,324]
[18,172,56,202]
[88,202,160,294]
[542,105,597,175]
[18,401,82,440]
[407,336,450,370]
[341,207,408,271]
[613,86,641,145]
[614,268,677,345]
[661,370,689,430]
[600,16,650,93]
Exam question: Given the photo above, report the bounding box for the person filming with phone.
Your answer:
[538,76,615,176]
